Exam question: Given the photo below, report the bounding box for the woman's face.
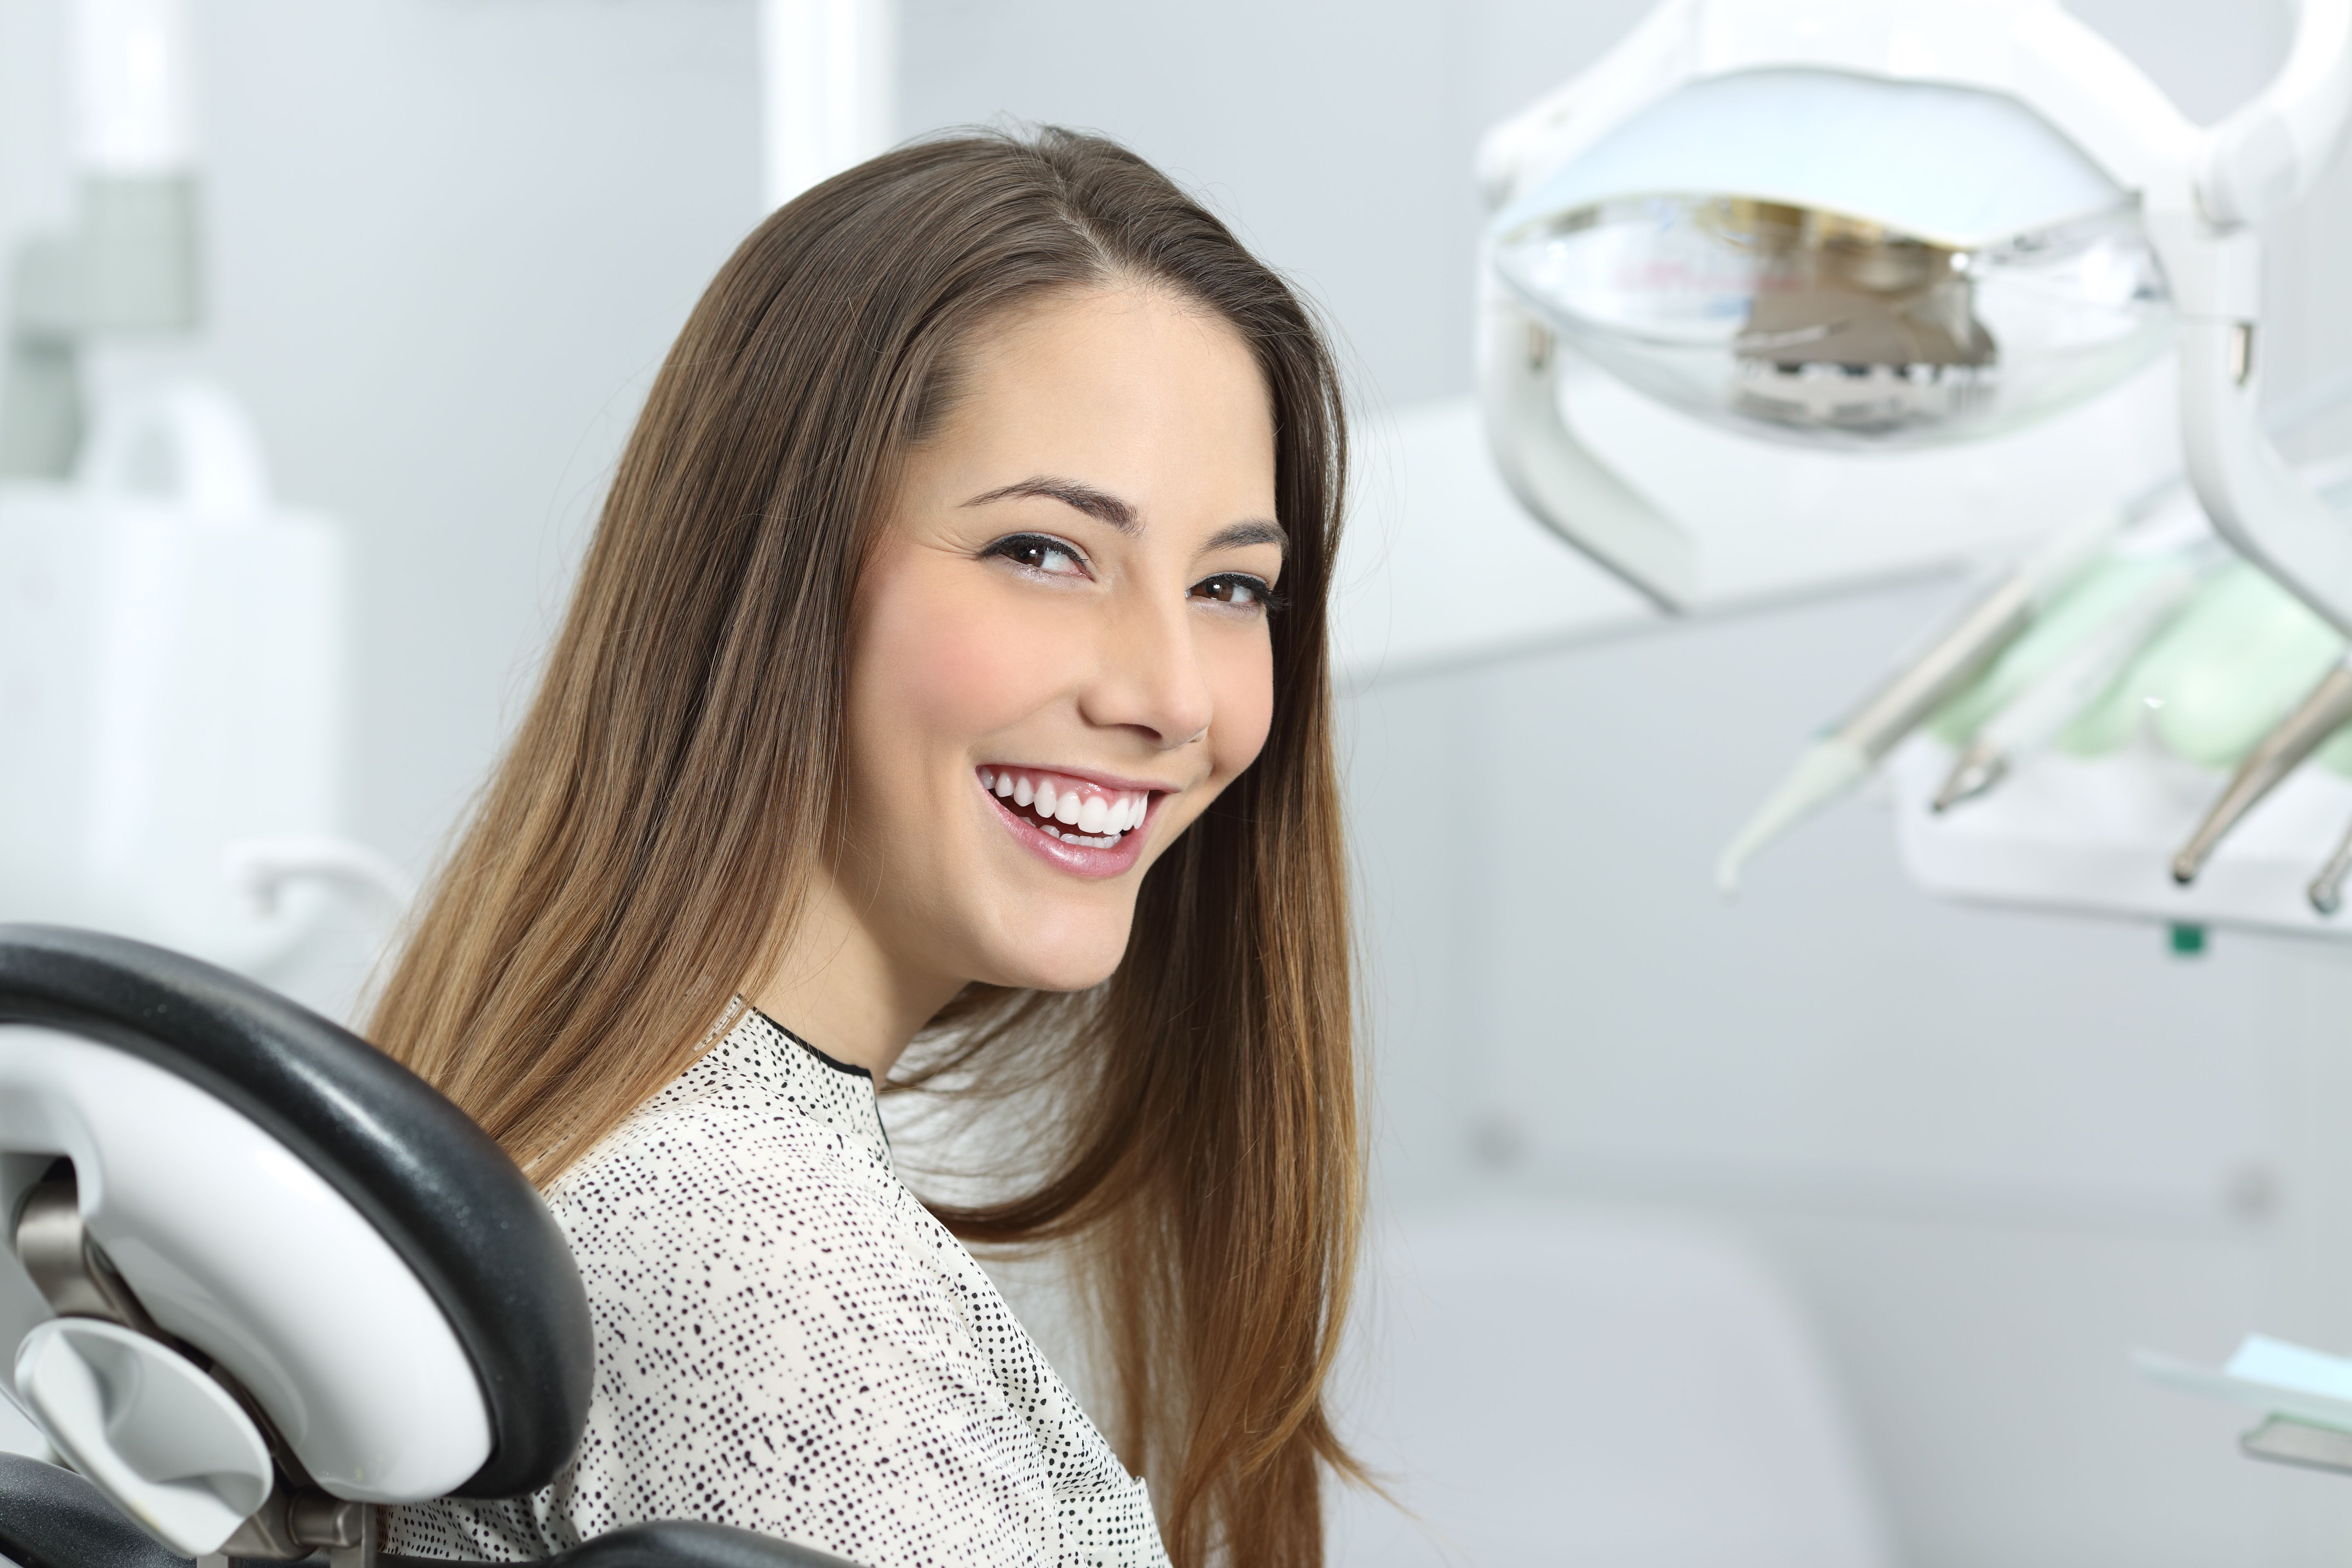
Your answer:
[841,285,1283,994]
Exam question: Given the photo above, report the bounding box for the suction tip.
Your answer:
[1715,739,1870,896]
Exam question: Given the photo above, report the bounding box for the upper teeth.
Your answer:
[980,768,1149,837]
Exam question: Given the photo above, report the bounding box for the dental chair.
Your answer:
[0,924,852,1568]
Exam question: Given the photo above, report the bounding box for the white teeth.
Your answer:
[980,768,994,789]
[996,776,1148,842]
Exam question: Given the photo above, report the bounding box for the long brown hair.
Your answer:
[369,127,1361,1566]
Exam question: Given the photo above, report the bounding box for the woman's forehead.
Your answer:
[918,289,1277,526]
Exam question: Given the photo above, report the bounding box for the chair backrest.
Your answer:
[0,924,592,1555]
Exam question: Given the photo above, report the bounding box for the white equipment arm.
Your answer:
[2200,0,2352,225]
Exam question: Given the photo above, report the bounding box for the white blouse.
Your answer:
[388,1005,1170,1568]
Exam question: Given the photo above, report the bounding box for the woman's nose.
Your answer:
[1082,592,1215,749]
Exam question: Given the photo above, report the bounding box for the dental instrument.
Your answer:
[2172,654,2352,885]
[2307,815,2352,914]
[1933,551,2212,812]
[1714,505,2123,893]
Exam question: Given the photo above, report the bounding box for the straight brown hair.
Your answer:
[368,127,1361,1567]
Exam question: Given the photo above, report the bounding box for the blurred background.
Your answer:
[10,1,2352,1564]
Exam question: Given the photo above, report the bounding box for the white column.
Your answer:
[758,0,898,212]
[70,0,197,176]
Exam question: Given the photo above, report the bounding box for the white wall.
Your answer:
[1,0,763,879]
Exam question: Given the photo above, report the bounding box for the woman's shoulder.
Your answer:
[550,1079,858,1194]
[543,1015,906,1245]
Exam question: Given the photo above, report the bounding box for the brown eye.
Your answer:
[985,534,1088,578]
[1192,573,1273,610]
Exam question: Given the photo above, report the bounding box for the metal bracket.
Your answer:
[325,1500,380,1568]
[13,1165,362,1561]
[14,1173,156,1330]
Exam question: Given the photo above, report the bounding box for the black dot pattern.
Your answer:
[387,1006,1168,1567]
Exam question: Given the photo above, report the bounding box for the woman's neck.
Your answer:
[744,868,965,1078]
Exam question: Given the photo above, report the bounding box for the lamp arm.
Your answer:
[2162,0,2352,638]
[2162,219,2352,637]
[2201,0,2352,225]
[1473,0,1699,208]
[1477,290,1696,610]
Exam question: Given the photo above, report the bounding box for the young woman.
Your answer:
[374,129,1361,1568]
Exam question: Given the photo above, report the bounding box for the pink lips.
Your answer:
[978,766,1160,878]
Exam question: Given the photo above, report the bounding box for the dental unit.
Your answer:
[1466,0,2352,1506]
[1476,0,2352,936]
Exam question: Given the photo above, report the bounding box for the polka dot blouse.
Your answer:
[388,1005,1170,1568]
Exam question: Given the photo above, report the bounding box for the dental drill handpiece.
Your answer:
[1932,553,2209,812]
[1715,503,2130,893]
[2172,653,2352,885]
[2308,812,2352,915]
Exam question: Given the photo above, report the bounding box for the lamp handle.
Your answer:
[1477,294,1696,610]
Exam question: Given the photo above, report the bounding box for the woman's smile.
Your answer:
[977,765,1165,875]
[832,285,1279,992]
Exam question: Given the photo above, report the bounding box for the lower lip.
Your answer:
[985,788,1153,878]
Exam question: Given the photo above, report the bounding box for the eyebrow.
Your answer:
[1205,519,1288,556]
[964,475,1139,533]
[963,474,1288,556]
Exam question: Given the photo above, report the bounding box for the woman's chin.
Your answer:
[969,919,1133,994]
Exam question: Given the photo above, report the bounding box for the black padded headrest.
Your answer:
[0,925,592,1500]
[0,1451,191,1568]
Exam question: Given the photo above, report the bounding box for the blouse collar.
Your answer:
[716,1004,891,1165]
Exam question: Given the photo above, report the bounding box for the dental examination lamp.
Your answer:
[1477,0,2352,887]
[0,926,849,1568]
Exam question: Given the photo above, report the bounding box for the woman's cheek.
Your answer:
[1207,633,1276,784]
[878,570,1069,735]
